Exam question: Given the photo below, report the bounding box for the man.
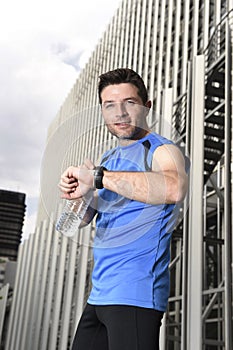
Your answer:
[59,68,188,350]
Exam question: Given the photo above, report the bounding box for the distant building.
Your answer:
[0,189,25,260]
[0,189,26,348]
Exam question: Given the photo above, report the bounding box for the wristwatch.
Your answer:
[94,166,107,189]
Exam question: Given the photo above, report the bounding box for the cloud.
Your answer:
[0,0,121,240]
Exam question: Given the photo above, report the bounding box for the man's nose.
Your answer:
[115,102,128,116]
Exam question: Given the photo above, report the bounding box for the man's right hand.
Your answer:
[58,159,96,200]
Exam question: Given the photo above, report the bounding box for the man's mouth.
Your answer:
[114,122,131,129]
[114,121,131,125]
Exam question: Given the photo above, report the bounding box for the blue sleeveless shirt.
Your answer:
[88,132,179,311]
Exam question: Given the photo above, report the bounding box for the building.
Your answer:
[4,1,233,349]
[0,189,25,289]
[0,189,26,348]
[0,189,25,261]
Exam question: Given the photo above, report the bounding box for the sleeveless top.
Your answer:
[87,132,180,311]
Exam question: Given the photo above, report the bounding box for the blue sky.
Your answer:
[0,0,121,239]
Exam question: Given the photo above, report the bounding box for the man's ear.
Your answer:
[143,100,151,117]
[145,100,152,109]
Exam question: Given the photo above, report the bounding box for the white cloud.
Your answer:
[0,0,121,240]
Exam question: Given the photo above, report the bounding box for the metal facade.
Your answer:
[4,1,233,349]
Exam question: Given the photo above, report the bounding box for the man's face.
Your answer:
[101,83,151,141]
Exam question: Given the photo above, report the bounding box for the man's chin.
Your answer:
[109,129,135,140]
[117,129,145,141]
[107,125,146,141]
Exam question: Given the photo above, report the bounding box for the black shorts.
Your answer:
[71,303,164,350]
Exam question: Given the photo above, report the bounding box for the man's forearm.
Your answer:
[102,170,187,205]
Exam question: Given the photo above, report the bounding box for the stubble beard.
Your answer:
[106,123,147,141]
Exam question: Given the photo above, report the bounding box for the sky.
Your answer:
[0,0,122,240]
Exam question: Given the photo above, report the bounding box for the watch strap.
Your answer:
[94,166,107,189]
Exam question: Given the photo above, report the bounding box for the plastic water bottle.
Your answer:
[56,195,92,237]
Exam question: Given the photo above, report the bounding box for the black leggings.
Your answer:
[71,303,164,350]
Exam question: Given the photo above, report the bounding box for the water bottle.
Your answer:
[56,194,93,237]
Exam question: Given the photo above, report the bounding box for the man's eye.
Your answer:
[104,103,114,109]
[126,100,135,105]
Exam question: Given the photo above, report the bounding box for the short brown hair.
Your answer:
[98,68,148,105]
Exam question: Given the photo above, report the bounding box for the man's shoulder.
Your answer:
[141,133,174,154]
[146,132,174,146]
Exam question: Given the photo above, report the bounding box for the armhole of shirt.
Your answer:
[142,140,152,171]
[142,137,175,172]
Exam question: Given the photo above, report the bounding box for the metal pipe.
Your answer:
[224,17,233,350]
